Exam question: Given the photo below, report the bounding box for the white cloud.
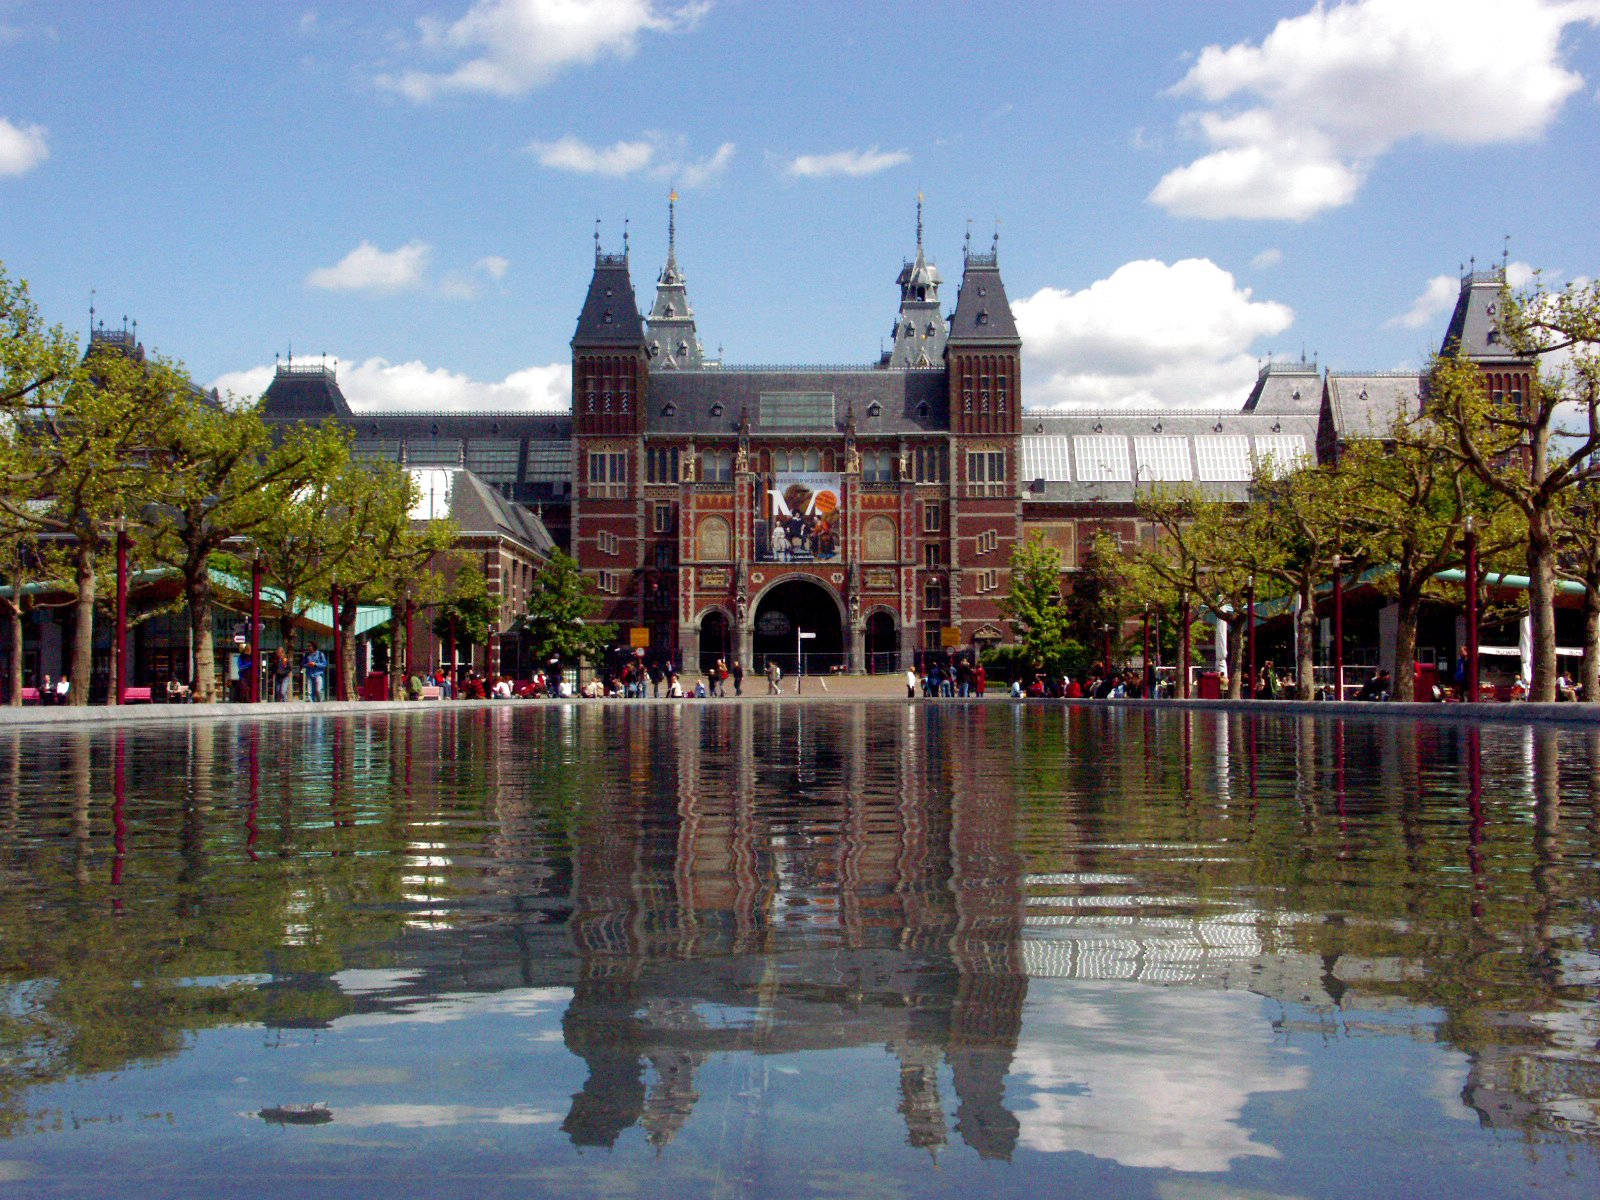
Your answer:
[526,132,733,185]
[1250,247,1283,270]
[476,254,509,279]
[211,357,570,412]
[528,134,655,175]
[0,117,48,177]
[379,0,708,102]
[1387,274,1459,329]
[1014,257,1294,408]
[1151,0,1600,220]
[1505,259,1538,288]
[678,139,734,186]
[785,146,910,178]
[306,240,431,293]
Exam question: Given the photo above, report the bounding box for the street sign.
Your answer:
[629,626,650,649]
[940,626,963,648]
[798,631,817,639]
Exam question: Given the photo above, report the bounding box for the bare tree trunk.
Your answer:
[1295,576,1317,701]
[69,546,95,706]
[388,596,409,701]
[1527,513,1558,703]
[1393,591,1422,705]
[188,573,218,703]
[1226,617,1244,699]
[340,602,359,701]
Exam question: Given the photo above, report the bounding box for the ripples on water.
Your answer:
[0,704,1597,1198]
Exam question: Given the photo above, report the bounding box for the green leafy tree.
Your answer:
[1333,405,1514,694]
[514,550,614,671]
[431,564,499,671]
[1430,276,1600,701]
[0,341,186,703]
[328,461,457,700]
[143,402,345,702]
[1554,484,1600,698]
[1133,485,1266,699]
[1002,533,1078,672]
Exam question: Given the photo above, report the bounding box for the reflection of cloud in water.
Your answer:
[1422,1052,1476,1123]
[1012,984,1306,1172]
[331,1104,562,1128]
[332,986,573,1028]
[1154,1180,1310,1200]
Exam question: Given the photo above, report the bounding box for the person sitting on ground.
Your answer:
[692,680,707,698]
[1356,669,1391,701]
[1010,678,1024,699]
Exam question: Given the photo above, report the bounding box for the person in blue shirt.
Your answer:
[305,646,328,702]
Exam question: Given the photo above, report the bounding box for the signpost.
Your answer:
[796,629,816,695]
[629,626,650,650]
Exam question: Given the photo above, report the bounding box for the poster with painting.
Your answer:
[765,472,842,561]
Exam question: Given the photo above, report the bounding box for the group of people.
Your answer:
[908,659,987,698]
[31,674,72,704]
[1008,667,1153,699]
[767,512,836,562]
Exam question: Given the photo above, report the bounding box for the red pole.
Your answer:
[249,554,263,704]
[114,523,129,705]
[1180,595,1191,699]
[1333,557,1345,702]
[1245,581,1257,699]
[1465,518,1480,701]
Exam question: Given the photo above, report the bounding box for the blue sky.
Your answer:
[3,0,1597,412]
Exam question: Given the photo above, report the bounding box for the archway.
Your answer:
[752,577,845,676]
[698,609,732,675]
[864,610,899,674]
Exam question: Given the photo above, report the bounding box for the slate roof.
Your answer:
[1241,360,1322,413]
[573,253,646,347]
[1020,408,1320,504]
[1322,372,1423,442]
[947,251,1019,342]
[1440,270,1527,363]
[259,365,354,419]
[414,469,555,554]
[644,368,949,436]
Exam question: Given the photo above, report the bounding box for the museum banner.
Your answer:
[765,472,842,562]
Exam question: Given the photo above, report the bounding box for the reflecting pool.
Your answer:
[1,704,1598,1198]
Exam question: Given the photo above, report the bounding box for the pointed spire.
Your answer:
[915,192,924,253]
[667,190,679,268]
[593,218,601,259]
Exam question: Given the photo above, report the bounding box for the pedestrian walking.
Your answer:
[731,660,744,696]
[767,660,782,694]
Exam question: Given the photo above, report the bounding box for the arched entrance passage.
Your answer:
[864,610,899,674]
[698,609,732,675]
[752,577,845,675]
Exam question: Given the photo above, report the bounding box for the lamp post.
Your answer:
[1332,553,1345,702]
[114,515,129,706]
[249,550,263,704]
[1245,575,1257,699]
[1464,514,1480,701]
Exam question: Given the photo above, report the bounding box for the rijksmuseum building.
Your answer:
[261,202,1526,676]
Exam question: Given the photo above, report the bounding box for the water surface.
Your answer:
[1,704,1597,1198]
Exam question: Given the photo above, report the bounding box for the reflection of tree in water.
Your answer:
[3,706,1600,1160]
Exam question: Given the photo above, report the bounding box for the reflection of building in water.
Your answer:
[561,703,1026,1158]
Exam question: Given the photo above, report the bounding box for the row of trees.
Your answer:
[0,263,484,705]
[1004,274,1600,703]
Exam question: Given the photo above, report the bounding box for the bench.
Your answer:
[20,687,40,704]
[419,686,444,700]
[122,686,153,704]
